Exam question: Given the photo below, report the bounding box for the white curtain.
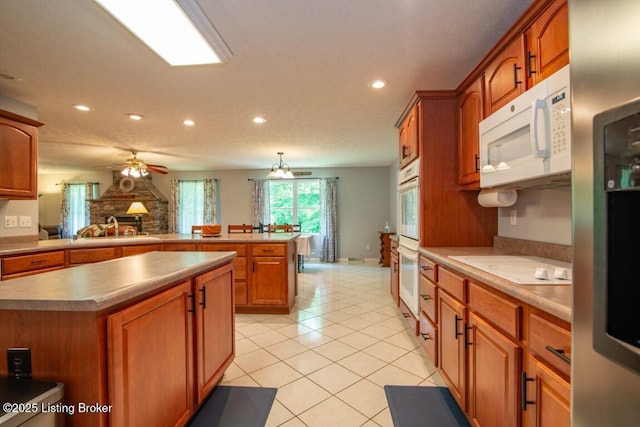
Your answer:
[61,183,97,238]
[169,179,217,233]
[251,179,270,228]
[320,178,338,262]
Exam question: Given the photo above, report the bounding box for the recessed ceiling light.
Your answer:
[93,0,232,66]
[183,119,195,126]
[127,114,143,121]
[74,104,93,112]
[370,79,388,89]
[253,116,267,124]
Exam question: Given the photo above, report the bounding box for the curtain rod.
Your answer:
[248,177,339,181]
[55,182,100,185]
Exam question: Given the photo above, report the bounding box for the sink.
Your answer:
[69,236,161,245]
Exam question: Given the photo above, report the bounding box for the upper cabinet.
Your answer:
[524,0,569,87]
[398,102,420,169]
[483,36,526,117]
[457,77,484,187]
[0,110,43,200]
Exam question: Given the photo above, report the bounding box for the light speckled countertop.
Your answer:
[0,251,235,312]
[420,246,572,322]
[0,232,299,256]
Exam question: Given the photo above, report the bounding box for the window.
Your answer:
[172,179,217,233]
[269,180,320,233]
[61,182,99,238]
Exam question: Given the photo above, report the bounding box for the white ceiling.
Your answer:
[0,0,533,174]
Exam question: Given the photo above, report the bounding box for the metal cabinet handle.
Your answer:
[521,371,535,411]
[455,315,463,339]
[527,51,537,78]
[402,145,408,159]
[464,325,473,347]
[187,293,195,314]
[420,264,432,271]
[30,259,47,265]
[420,294,432,301]
[402,312,410,318]
[513,63,522,86]
[545,345,571,364]
[420,332,432,341]
[474,154,480,173]
[199,286,207,308]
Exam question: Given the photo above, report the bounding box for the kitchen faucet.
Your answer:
[107,216,119,237]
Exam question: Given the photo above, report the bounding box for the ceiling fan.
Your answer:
[121,150,169,177]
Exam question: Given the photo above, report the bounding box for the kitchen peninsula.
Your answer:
[0,251,236,426]
[0,232,299,314]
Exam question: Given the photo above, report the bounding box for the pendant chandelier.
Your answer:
[267,152,294,179]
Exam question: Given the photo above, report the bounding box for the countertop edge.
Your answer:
[419,247,572,323]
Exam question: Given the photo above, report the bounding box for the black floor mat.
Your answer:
[384,385,470,427]
[188,386,277,427]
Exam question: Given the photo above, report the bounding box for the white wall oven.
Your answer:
[397,159,420,317]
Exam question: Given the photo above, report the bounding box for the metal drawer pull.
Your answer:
[420,332,432,341]
[420,265,432,271]
[30,259,47,265]
[521,371,535,411]
[187,294,195,314]
[199,287,207,308]
[454,315,463,339]
[545,345,571,364]
[261,249,275,253]
[420,294,432,301]
[464,325,473,347]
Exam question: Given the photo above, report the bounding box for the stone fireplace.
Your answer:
[90,172,168,234]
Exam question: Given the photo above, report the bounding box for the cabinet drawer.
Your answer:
[2,251,65,275]
[419,312,438,366]
[162,242,198,252]
[418,256,437,282]
[419,274,438,323]
[200,243,247,256]
[121,244,162,257]
[438,266,466,302]
[233,257,247,280]
[529,312,571,378]
[68,247,117,265]
[252,244,285,256]
[469,282,522,340]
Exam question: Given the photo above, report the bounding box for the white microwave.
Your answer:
[479,65,571,189]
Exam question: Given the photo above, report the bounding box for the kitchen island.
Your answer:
[0,251,236,427]
[0,232,299,314]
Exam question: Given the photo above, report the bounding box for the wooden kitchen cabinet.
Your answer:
[108,262,235,426]
[251,256,286,305]
[378,231,394,267]
[398,102,419,169]
[438,289,467,410]
[467,311,520,427]
[0,250,65,280]
[390,239,399,306]
[201,243,248,306]
[68,247,118,265]
[457,77,483,188]
[120,243,162,256]
[524,0,569,88]
[524,354,570,427]
[108,281,195,426]
[0,110,43,200]
[483,35,526,116]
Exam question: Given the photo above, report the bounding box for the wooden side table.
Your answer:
[378,231,395,267]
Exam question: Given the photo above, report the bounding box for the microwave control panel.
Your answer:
[551,90,570,155]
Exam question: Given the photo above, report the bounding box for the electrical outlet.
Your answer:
[7,348,32,379]
[19,216,32,228]
[366,244,370,251]
[4,216,17,228]
[510,209,517,225]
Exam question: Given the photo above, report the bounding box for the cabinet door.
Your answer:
[468,312,520,427]
[390,252,399,306]
[458,78,483,187]
[524,356,570,427]
[0,115,39,199]
[525,0,569,87]
[438,290,467,410]
[399,103,419,169]
[108,281,194,427]
[195,263,235,402]
[484,36,526,116]
[251,256,286,305]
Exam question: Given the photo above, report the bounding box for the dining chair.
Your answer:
[228,224,254,233]
[268,224,293,233]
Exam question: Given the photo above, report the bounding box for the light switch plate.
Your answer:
[19,216,32,227]
[4,216,17,228]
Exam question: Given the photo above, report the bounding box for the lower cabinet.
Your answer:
[390,241,399,306]
[108,263,235,426]
[523,355,570,427]
[251,256,286,305]
[467,312,520,427]
[438,290,467,410]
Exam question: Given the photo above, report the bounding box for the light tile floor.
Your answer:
[222,260,445,427]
